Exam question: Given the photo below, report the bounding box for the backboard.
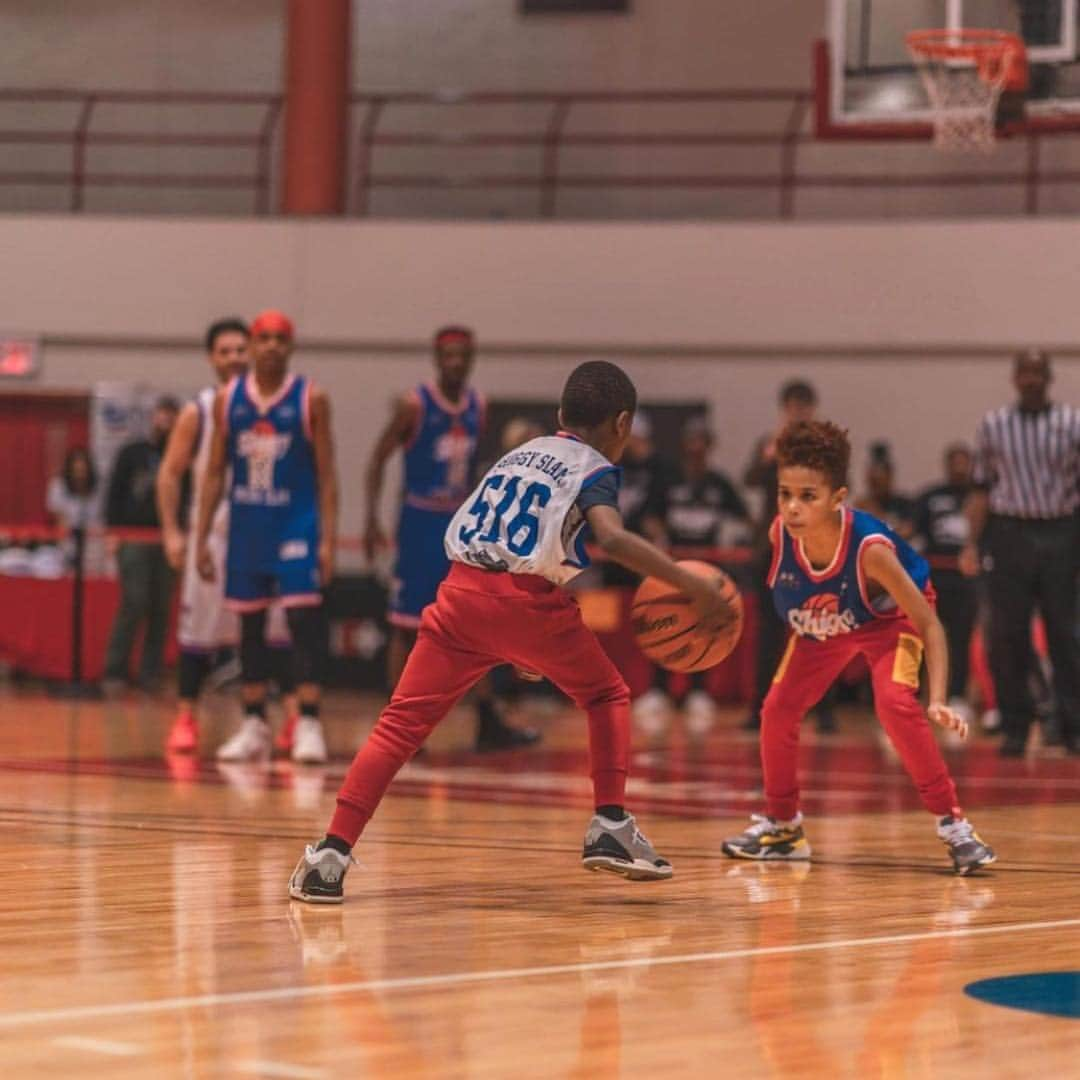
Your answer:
[820,1,1080,137]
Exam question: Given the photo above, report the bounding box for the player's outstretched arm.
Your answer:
[310,386,339,585]
[861,543,966,738]
[363,394,420,560]
[192,389,229,582]
[155,401,200,570]
[585,504,728,628]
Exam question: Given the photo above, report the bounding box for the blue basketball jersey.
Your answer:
[402,383,485,512]
[225,373,319,571]
[768,507,930,642]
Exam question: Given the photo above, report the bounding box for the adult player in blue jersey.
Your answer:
[363,325,539,751]
[194,309,338,765]
[721,420,995,875]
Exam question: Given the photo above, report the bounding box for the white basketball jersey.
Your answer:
[444,434,617,586]
[192,385,228,537]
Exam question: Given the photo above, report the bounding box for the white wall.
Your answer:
[0,2,818,93]
[5,214,1079,538]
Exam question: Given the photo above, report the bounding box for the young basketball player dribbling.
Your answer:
[290,361,731,902]
[722,420,996,875]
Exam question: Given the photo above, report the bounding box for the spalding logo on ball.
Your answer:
[631,559,744,673]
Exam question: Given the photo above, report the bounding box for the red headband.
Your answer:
[251,309,295,340]
[434,328,473,349]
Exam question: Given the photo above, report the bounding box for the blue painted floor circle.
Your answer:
[965,972,1080,1018]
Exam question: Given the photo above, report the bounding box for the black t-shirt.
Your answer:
[661,469,749,547]
[914,483,971,557]
[105,439,164,528]
[617,452,671,535]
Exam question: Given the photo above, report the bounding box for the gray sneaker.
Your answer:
[288,843,355,904]
[937,816,996,875]
[582,813,673,881]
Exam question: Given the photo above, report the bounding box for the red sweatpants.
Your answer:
[762,616,962,821]
[329,563,630,845]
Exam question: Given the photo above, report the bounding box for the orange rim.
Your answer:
[906,28,1016,63]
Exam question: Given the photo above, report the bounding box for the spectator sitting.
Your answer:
[856,441,915,539]
[47,447,104,572]
[102,397,179,694]
[47,447,98,533]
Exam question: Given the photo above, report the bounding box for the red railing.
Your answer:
[3,83,1080,217]
[348,88,813,217]
[0,89,283,213]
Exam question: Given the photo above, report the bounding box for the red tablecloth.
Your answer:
[0,574,759,701]
[0,574,177,681]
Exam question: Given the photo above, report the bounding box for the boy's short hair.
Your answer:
[776,419,850,490]
[779,379,817,406]
[205,317,249,353]
[560,361,637,429]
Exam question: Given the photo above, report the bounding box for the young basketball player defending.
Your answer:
[194,310,338,766]
[290,361,730,902]
[722,421,996,875]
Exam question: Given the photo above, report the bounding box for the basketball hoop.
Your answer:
[906,29,1026,152]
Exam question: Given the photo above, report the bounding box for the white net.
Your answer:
[907,31,1015,152]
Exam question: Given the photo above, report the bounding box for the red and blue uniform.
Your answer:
[763,506,961,821]
[389,383,485,628]
[224,373,322,611]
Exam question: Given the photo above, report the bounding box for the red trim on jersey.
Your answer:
[301,378,314,442]
[245,372,296,415]
[280,592,323,609]
[400,388,424,452]
[425,381,471,416]
[855,534,898,617]
[766,516,784,587]
[794,506,852,581]
[556,430,584,443]
[225,597,274,613]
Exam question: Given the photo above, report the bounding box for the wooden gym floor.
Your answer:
[0,686,1077,1078]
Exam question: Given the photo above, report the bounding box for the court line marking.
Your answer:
[235,1061,325,1079]
[52,1035,140,1056]
[5,916,1080,1028]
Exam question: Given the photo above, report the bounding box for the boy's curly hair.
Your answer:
[776,420,851,490]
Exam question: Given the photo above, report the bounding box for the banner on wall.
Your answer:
[90,382,160,499]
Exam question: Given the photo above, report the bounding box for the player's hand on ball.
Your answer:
[928,701,968,739]
[163,527,186,571]
[196,544,215,583]
[686,574,732,631]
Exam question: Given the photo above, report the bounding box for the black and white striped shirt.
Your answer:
[973,403,1080,519]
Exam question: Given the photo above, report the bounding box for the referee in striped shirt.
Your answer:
[961,350,1080,757]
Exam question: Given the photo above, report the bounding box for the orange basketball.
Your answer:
[631,560,743,673]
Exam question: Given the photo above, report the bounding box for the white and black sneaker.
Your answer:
[582,813,673,881]
[288,843,355,904]
[937,816,996,875]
